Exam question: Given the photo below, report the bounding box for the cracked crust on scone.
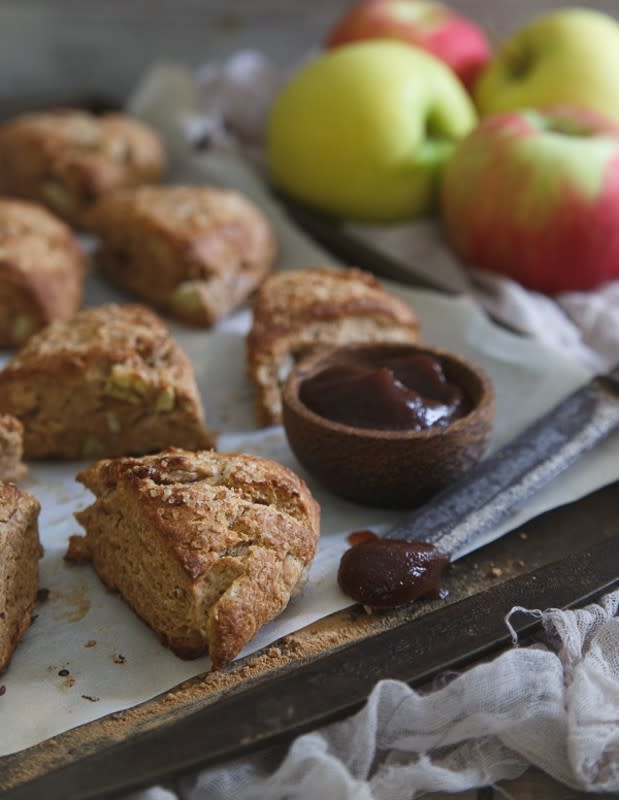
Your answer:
[89,185,277,327]
[0,110,165,228]
[69,448,320,668]
[0,198,85,347]
[0,304,213,459]
[0,482,42,673]
[0,415,27,482]
[247,266,420,426]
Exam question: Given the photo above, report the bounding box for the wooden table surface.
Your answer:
[0,2,617,798]
[1,0,619,117]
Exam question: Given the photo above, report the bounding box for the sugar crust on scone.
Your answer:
[0,110,165,227]
[0,481,42,673]
[247,266,420,426]
[0,198,85,347]
[0,304,213,459]
[70,448,320,668]
[90,184,276,327]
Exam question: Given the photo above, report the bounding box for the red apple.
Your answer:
[441,107,619,294]
[325,0,491,92]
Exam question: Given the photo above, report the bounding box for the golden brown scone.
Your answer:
[89,184,277,327]
[70,448,320,668]
[0,415,27,482]
[248,266,420,426]
[0,110,165,228]
[0,304,213,459]
[0,481,42,673]
[0,198,85,347]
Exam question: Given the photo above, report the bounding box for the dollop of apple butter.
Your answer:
[338,532,449,608]
[299,351,470,431]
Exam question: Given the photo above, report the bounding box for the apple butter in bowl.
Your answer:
[282,342,495,508]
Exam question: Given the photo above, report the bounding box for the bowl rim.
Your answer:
[282,341,495,442]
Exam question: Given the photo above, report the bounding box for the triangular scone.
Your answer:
[0,110,165,229]
[247,266,420,426]
[0,482,42,673]
[90,185,277,327]
[70,448,320,668]
[0,304,213,459]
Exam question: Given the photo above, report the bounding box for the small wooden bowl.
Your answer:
[282,342,495,508]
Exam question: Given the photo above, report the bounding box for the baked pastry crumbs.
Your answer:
[0,481,42,673]
[89,184,276,327]
[0,198,85,347]
[248,266,420,426]
[0,415,27,482]
[69,448,320,669]
[0,109,165,228]
[0,304,213,459]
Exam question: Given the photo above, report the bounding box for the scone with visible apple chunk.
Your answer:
[0,415,27,482]
[0,109,164,228]
[68,448,320,668]
[0,481,42,673]
[247,266,420,426]
[0,198,85,347]
[0,304,213,459]
[90,185,277,327]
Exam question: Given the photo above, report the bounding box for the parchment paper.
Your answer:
[1,139,618,758]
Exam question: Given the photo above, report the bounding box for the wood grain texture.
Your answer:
[0,0,618,118]
[426,768,614,799]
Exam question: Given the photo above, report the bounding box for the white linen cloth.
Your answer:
[348,220,619,372]
[126,55,619,797]
[133,591,619,799]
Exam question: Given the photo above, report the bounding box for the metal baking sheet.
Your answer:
[2,264,619,760]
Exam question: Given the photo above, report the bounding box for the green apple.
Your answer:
[475,9,619,124]
[267,40,476,221]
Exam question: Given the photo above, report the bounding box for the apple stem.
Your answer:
[506,45,534,80]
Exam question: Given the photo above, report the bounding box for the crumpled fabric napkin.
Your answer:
[346,218,619,372]
[129,592,619,799]
[125,54,619,798]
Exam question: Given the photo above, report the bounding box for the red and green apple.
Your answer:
[325,0,491,92]
[441,107,619,293]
